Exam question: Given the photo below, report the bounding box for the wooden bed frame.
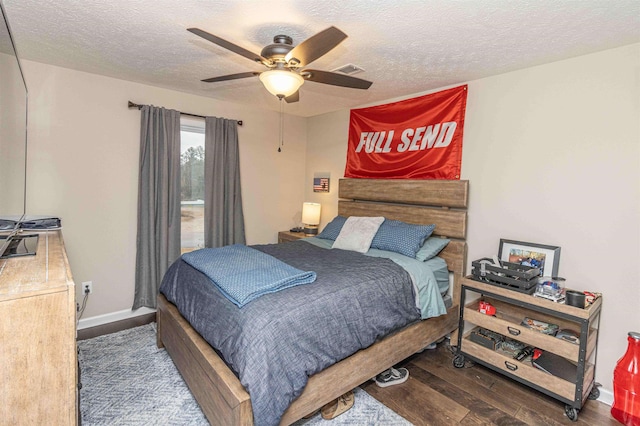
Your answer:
[156,178,469,425]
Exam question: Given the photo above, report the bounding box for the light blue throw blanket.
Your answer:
[181,244,317,308]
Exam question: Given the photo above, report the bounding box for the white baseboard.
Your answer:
[77,307,156,330]
[598,387,613,406]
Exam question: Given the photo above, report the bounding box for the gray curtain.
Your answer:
[204,116,246,247]
[133,105,181,309]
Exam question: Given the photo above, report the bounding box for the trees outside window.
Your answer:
[180,123,205,253]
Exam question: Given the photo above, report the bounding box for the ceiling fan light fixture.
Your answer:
[259,70,304,98]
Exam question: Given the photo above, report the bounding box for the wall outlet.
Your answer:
[82,281,93,294]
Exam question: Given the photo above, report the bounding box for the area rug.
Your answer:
[78,323,412,425]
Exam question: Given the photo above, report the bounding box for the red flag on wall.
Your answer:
[345,85,467,179]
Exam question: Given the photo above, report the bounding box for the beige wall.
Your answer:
[305,43,640,398]
[23,60,308,319]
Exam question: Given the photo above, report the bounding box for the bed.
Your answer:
[156,178,468,426]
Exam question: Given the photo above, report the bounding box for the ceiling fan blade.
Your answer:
[302,69,372,89]
[284,91,299,103]
[188,28,270,66]
[201,72,260,83]
[285,26,347,67]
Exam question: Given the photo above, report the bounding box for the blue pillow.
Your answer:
[370,220,436,258]
[316,215,347,240]
[415,237,450,261]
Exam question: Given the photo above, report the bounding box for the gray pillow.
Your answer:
[332,216,385,253]
[415,237,450,261]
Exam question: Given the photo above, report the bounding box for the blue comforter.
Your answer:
[181,244,316,307]
[160,240,421,426]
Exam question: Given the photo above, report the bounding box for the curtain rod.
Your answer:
[127,101,242,126]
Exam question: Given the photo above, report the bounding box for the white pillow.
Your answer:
[332,216,385,253]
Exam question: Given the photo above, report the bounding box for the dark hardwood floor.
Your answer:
[362,339,618,425]
[80,319,617,425]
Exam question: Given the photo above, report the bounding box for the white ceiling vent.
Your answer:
[332,64,365,75]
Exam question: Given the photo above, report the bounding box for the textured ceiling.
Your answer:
[3,0,639,117]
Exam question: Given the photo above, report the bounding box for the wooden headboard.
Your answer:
[338,178,468,278]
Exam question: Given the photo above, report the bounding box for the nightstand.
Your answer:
[278,231,309,243]
[453,276,602,421]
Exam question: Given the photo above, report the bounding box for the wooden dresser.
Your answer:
[0,230,77,425]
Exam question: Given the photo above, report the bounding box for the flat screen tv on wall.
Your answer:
[0,0,30,258]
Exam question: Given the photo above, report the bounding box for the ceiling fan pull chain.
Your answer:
[278,96,284,152]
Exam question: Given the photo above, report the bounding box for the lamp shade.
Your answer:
[259,70,304,97]
[301,202,321,225]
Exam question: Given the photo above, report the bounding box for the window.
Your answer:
[180,119,205,253]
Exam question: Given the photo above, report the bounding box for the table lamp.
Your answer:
[302,202,321,235]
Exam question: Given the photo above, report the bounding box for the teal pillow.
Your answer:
[415,237,450,261]
[370,220,435,258]
[316,215,347,240]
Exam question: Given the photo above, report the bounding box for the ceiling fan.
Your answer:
[187,26,372,103]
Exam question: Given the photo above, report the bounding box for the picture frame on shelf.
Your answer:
[498,239,561,277]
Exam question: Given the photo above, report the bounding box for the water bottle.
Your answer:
[612,331,640,425]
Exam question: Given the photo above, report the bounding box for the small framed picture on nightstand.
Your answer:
[498,239,561,277]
